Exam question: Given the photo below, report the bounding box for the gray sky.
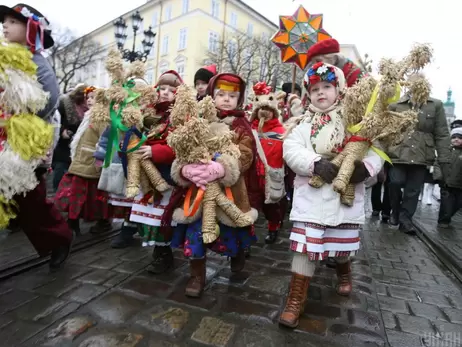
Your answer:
[3,0,459,115]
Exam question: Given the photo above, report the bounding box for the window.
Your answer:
[176,62,185,80]
[228,40,237,63]
[211,0,219,18]
[208,31,219,53]
[247,22,253,36]
[230,12,237,28]
[165,5,172,21]
[161,35,169,55]
[178,28,187,50]
[146,68,154,84]
[152,12,158,27]
[159,61,169,74]
[149,40,156,57]
[182,0,189,14]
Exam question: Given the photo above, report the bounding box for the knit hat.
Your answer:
[451,119,462,130]
[249,82,280,122]
[281,82,302,96]
[0,3,54,50]
[451,127,462,137]
[207,73,246,107]
[156,70,183,88]
[194,64,217,84]
[304,62,345,94]
[306,38,340,63]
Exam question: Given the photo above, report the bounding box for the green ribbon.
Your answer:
[103,80,142,168]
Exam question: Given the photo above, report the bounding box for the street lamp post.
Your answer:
[114,11,156,62]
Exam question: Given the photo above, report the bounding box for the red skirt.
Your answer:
[55,173,128,221]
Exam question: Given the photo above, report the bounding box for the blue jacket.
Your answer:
[33,52,60,121]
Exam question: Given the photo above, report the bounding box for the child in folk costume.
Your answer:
[55,86,115,235]
[279,63,383,328]
[170,73,258,297]
[194,64,216,101]
[128,70,183,274]
[249,82,287,244]
[0,3,73,271]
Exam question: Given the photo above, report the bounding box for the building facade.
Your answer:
[68,0,365,88]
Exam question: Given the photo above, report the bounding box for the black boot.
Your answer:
[147,246,174,274]
[111,223,137,248]
[231,248,246,272]
[49,232,75,272]
[265,230,278,244]
[67,219,81,236]
[400,219,417,235]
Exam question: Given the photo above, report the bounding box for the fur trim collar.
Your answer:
[61,95,82,125]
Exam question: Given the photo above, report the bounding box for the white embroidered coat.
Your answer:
[283,119,384,226]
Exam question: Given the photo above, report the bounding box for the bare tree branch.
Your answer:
[204,32,306,92]
[47,27,101,93]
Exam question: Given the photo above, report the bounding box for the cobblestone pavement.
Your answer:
[414,202,462,272]
[0,213,461,347]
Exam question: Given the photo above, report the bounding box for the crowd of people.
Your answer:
[1,2,460,330]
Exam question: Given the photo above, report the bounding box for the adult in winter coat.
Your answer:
[387,95,451,233]
[52,84,89,190]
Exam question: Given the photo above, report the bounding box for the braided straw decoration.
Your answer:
[340,184,356,207]
[201,182,254,244]
[126,152,141,198]
[308,150,358,206]
[140,159,171,193]
[332,141,370,195]
[140,168,151,194]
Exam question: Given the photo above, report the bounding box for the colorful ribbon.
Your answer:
[120,126,147,177]
[346,82,401,164]
[103,80,143,168]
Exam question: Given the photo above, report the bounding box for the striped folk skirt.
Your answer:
[129,189,177,227]
[290,221,360,261]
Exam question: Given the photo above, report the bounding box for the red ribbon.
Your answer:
[253,82,272,95]
[348,135,371,145]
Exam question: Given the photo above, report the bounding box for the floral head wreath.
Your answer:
[84,86,96,97]
[304,62,346,93]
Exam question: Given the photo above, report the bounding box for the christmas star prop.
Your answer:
[271,5,331,70]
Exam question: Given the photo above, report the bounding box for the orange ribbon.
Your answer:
[184,186,234,217]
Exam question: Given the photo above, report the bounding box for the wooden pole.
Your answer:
[291,64,296,94]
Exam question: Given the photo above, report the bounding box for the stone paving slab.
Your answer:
[363,215,462,347]
[0,212,460,346]
[413,203,462,282]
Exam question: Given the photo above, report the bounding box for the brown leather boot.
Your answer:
[279,273,311,328]
[336,260,352,296]
[185,258,206,297]
[230,248,245,273]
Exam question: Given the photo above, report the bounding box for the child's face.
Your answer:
[195,80,208,97]
[2,15,27,45]
[86,91,96,108]
[214,90,239,111]
[309,81,337,110]
[451,135,462,147]
[158,85,176,102]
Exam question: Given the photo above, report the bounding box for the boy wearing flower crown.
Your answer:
[0,3,73,271]
[280,62,383,328]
